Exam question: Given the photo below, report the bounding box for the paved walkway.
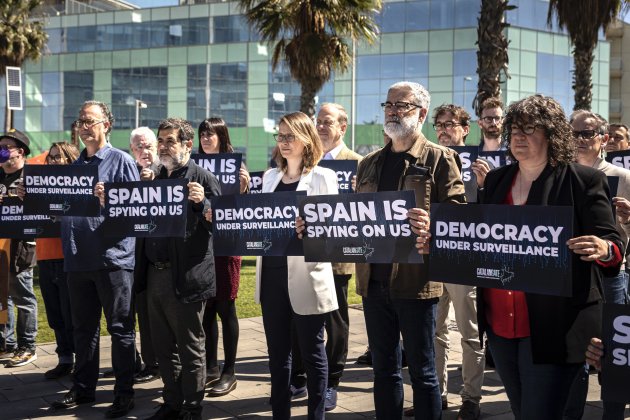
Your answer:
[1,307,623,419]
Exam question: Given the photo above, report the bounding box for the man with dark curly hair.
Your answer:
[433,104,470,147]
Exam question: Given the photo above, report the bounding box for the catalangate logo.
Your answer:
[476,266,514,286]
[50,201,71,213]
[246,238,273,253]
[134,220,157,234]
[342,241,375,259]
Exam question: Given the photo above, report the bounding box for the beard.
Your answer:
[482,127,501,140]
[383,114,419,140]
[160,151,187,171]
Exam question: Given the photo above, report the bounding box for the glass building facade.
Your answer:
[1,0,610,170]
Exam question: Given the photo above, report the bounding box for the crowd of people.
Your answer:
[0,79,628,420]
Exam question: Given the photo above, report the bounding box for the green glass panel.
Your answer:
[428,76,452,92]
[168,87,187,102]
[97,12,114,25]
[454,29,476,50]
[112,51,131,69]
[248,84,268,99]
[151,8,170,21]
[429,52,453,76]
[187,46,208,65]
[132,50,149,68]
[519,51,536,77]
[520,76,536,92]
[170,6,189,19]
[93,90,111,105]
[168,65,187,88]
[168,47,188,66]
[247,99,268,126]
[553,35,570,56]
[537,33,553,54]
[357,39,380,55]
[94,70,111,91]
[25,107,41,132]
[94,52,112,70]
[335,80,352,96]
[149,48,168,66]
[248,61,267,84]
[60,54,76,72]
[168,101,187,118]
[381,33,405,54]
[227,43,247,61]
[42,55,59,72]
[507,28,520,50]
[248,43,270,61]
[76,53,95,71]
[404,32,428,52]
[520,30,537,52]
[429,30,454,51]
[209,44,228,63]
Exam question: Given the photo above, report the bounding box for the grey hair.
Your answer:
[81,100,114,135]
[388,81,431,110]
[129,126,157,145]
[569,109,607,134]
[319,102,348,125]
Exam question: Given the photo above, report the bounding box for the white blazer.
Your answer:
[255,166,339,315]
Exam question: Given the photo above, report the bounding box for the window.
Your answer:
[111,67,168,129]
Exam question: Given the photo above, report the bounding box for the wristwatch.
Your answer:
[599,240,614,263]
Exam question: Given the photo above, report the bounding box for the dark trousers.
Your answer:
[135,289,157,369]
[67,269,135,398]
[487,328,581,420]
[147,265,206,408]
[204,299,239,374]
[363,282,441,420]
[261,264,328,420]
[292,273,350,388]
[38,259,74,364]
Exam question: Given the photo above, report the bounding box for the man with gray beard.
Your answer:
[354,81,466,419]
[133,118,221,420]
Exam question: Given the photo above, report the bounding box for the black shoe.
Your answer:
[205,365,220,388]
[105,396,134,418]
[146,403,180,420]
[102,368,115,378]
[50,389,95,410]
[404,406,414,417]
[207,373,237,397]
[45,363,74,380]
[134,367,160,384]
[356,347,372,365]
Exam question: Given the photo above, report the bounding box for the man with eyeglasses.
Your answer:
[606,123,630,153]
[433,104,470,147]
[0,129,38,368]
[51,100,139,418]
[563,110,630,420]
[477,97,504,152]
[355,81,466,419]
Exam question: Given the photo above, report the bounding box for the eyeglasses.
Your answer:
[380,102,422,112]
[481,116,503,124]
[273,133,296,143]
[433,121,462,131]
[572,130,600,140]
[76,118,105,129]
[316,120,337,128]
[46,154,64,163]
[510,124,540,135]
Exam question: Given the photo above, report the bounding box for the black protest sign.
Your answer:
[103,179,188,237]
[191,153,242,195]
[299,190,422,263]
[249,171,264,194]
[607,176,619,219]
[211,191,305,256]
[601,303,630,403]
[478,150,508,168]
[317,160,358,193]
[450,146,480,203]
[429,203,574,296]
[0,197,61,239]
[606,150,630,170]
[22,165,100,216]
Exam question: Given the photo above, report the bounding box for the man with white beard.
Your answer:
[354,81,466,419]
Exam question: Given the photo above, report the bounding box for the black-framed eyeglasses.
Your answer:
[76,118,105,129]
[572,130,600,140]
[433,121,462,131]
[46,154,65,163]
[481,116,502,124]
[510,124,540,135]
[273,133,296,143]
[380,102,422,112]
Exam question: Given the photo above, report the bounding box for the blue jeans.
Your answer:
[38,259,74,364]
[486,328,581,420]
[1,268,37,351]
[363,281,441,420]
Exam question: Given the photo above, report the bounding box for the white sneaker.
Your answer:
[5,348,37,367]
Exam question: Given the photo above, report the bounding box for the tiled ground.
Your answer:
[1,306,625,419]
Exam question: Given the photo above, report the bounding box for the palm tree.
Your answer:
[548,0,623,110]
[0,0,47,131]
[239,0,381,117]
[473,0,515,116]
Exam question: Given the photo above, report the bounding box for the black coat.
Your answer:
[478,162,623,364]
[135,159,221,303]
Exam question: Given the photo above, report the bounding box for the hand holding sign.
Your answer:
[296,216,305,239]
[407,208,431,254]
[95,182,105,207]
[239,168,250,194]
[586,337,604,371]
[471,159,491,188]
[613,197,630,225]
[188,182,205,203]
[205,208,212,222]
[566,235,611,262]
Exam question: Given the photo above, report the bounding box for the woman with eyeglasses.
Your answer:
[22,142,80,379]
[197,117,249,397]
[474,95,623,419]
[256,111,339,419]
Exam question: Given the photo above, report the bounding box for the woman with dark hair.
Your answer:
[475,95,623,419]
[20,142,80,378]
[198,117,249,396]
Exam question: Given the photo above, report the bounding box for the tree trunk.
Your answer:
[572,39,594,111]
[300,80,318,119]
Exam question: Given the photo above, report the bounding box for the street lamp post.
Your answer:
[135,99,147,128]
[463,76,472,113]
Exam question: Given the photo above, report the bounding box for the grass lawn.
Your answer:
[33,256,362,344]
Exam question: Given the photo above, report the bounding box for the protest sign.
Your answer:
[299,190,422,263]
[449,146,480,203]
[211,191,305,256]
[606,150,630,170]
[601,303,630,404]
[0,197,61,239]
[22,165,100,216]
[478,149,508,168]
[429,203,574,296]
[249,171,264,194]
[191,153,242,195]
[103,179,188,237]
[317,160,358,193]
